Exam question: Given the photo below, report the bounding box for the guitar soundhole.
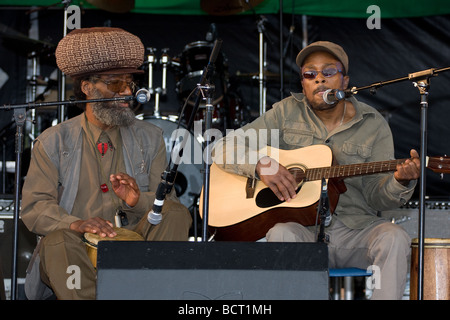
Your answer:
[255,166,305,208]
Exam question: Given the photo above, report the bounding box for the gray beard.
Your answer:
[90,88,136,127]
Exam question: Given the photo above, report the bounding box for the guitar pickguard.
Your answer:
[255,185,304,208]
[255,164,306,208]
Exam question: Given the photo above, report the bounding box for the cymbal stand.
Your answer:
[57,0,73,123]
[147,48,170,117]
[160,49,170,97]
[27,51,39,141]
[257,16,268,115]
[146,48,158,116]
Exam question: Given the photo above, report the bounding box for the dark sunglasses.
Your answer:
[94,78,137,93]
[302,67,343,80]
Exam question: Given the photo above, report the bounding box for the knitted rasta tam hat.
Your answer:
[55,27,145,78]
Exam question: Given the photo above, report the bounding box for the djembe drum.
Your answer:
[82,227,144,268]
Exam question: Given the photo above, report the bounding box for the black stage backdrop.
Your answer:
[1,8,450,199]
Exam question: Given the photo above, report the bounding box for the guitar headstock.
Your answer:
[427,156,450,174]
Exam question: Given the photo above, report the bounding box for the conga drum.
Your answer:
[82,227,144,268]
[410,238,450,300]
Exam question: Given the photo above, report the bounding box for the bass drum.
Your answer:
[144,116,203,211]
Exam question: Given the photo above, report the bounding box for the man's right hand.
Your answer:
[70,217,117,238]
[256,156,298,202]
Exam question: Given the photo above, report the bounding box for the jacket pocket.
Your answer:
[281,120,314,147]
[341,141,372,161]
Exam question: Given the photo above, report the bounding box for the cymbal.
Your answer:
[0,22,55,64]
[87,0,135,13]
[200,0,265,16]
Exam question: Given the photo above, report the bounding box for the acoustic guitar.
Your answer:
[199,145,447,241]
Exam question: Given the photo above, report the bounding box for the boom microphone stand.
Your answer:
[0,95,133,300]
[146,39,223,243]
[346,66,450,300]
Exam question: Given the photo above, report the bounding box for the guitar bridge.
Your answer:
[246,177,257,198]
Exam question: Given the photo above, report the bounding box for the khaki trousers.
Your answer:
[39,200,192,300]
[266,218,411,300]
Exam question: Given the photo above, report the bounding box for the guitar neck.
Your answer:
[305,158,408,181]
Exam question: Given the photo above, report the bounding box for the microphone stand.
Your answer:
[346,66,450,300]
[0,95,132,299]
[316,178,330,243]
[200,84,215,242]
[148,39,223,242]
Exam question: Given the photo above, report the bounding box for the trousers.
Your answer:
[266,218,411,300]
[38,200,192,300]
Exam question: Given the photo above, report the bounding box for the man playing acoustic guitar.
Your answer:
[212,41,420,300]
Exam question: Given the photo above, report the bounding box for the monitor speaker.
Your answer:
[96,241,329,300]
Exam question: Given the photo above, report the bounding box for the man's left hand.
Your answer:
[394,149,421,186]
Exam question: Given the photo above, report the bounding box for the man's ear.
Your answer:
[342,75,350,90]
[81,80,93,98]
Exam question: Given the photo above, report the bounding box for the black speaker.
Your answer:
[96,241,329,300]
[0,212,37,279]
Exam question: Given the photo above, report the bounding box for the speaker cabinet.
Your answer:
[96,241,329,300]
[0,213,37,279]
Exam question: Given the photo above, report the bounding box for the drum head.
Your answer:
[83,227,143,247]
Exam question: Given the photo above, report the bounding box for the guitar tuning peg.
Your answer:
[440,173,444,180]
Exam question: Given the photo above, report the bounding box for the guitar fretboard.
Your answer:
[304,159,407,181]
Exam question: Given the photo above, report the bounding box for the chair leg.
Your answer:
[344,276,354,300]
[332,277,340,300]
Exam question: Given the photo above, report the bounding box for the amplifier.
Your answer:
[380,201,450,239]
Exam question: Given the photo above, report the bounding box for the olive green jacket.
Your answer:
[212,93,416,229]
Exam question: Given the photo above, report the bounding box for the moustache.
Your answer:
[313,86,331,95]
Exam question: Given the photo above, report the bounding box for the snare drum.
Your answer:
[82,227,144,268]
[410,238,450,300]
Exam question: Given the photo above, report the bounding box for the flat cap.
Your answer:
[55,27,144,78]
[296,41,349,74]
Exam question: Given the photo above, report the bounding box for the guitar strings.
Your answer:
[288,158,408,182]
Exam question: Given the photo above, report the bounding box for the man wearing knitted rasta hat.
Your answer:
[21,27,192,300]
[212,41,420,299]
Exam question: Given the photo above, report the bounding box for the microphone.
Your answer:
[205,23,217,42]
[147,178,166,225]
[147,168,176,225]
[135,88,151,104]
[322,89,346,105]
[208,38,223,67]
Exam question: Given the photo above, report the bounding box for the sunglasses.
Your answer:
[302,67,343,80]
[94,78,137,93]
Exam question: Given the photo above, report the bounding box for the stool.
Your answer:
[329,268,372,300]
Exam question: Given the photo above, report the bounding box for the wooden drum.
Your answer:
[82,227,144,268]
[410,238,450,300]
